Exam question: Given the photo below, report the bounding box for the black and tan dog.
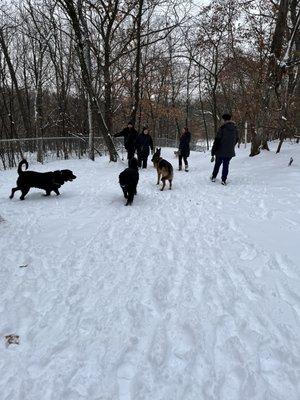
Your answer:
[119,157,139,206]
[151,148,173,191]
[10,159,76,200]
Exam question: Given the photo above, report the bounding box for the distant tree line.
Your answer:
[0,0,299,166]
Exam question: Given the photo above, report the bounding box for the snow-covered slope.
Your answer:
[0,142,299,400]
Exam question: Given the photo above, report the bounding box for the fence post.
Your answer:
[244,121,248,148]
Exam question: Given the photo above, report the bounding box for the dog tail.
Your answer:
[18,159,28,175]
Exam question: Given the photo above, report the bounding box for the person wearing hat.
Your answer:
[210,113,239,185]
[114,121,138,164]
[136,126,154,169]
[178,127,191,171]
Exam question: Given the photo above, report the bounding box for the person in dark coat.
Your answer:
[178,127,191,171]
[114,121,138,164]
[136,126,154,169]
[210,113,239,185]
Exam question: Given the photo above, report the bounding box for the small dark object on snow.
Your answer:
[10,159,76,200]
[5,334,20,347]
[119,158,139,206]
[288,157,293,166]
[19,264,28,268]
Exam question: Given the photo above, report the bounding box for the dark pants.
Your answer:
[137,151,149,169]
[179,155,188,168]
[138,156,148,169]
[212,157,231,182]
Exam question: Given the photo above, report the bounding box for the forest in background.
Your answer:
[0,0,299,166]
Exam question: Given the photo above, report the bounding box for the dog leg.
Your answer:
[9,187,19,199]
[169,179,172,190]
[121,187,128,199]
[157,172,161,185]
[125,191,134,206]
[161,178,166,191]
[20,187,30,200]
[53,188,60,196]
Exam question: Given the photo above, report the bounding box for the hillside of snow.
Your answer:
[0,142,300,400]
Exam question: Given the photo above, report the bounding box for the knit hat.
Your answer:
[222,113,232,121]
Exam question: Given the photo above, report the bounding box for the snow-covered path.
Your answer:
[0,143,300,400]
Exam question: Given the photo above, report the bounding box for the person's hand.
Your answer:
[211,156,215,162]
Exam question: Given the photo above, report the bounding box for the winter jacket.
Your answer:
[136,133,154,156]
[179,131,191,158]
[211,121,239,158]
[114,127,138,152]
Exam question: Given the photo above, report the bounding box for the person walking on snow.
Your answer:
[178,127,191,171]
[136,126,154,169]
[210,113,239,185]
[114,121,138,164]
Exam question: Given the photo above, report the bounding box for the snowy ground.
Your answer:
[0,142,300,400]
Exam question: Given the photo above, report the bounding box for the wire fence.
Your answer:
[0,135,207,170]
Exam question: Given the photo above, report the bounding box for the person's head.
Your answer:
[182,127,188,134]
[142,126,149,134]
[127,121,134,129]
[222,113,232,122]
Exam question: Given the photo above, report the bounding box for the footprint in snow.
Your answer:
[239,243,257,261]
[152,276,171,311]
[148,322,169,369]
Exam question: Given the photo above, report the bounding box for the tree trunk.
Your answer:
[59,0,118,161]
[259,0,289,150]
[276,136,284,153]
[78,0,95,161]
[103,48,113,136]
[0,28,31,138]
[185,59,192,127]
[87,94,95,161]
[35,79,44,163]
[249,124,261,157]
[130,0,144,125]
[292,0,300,136]
[198,68,209,150]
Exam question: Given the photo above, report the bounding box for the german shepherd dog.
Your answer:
[10,159,76,200]
[151,148,173,191]
[119,157,139,206]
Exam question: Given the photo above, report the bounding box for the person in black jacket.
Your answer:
[136,126,154,169]
[114,121,138,164]
[210,113,239,185]
[178,127,191,171]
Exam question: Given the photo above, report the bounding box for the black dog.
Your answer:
[119,158,139,206]
[10,159,76,200]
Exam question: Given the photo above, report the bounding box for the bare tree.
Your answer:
[57,0,118,161]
